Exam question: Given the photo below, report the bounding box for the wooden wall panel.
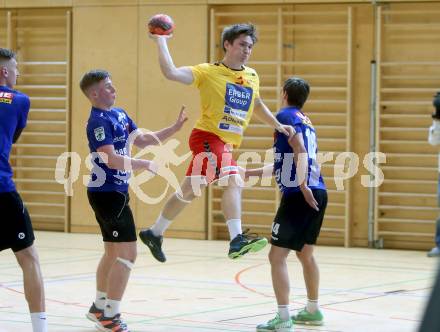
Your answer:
[4,0,439,248]
[374,3,440,250]
[3,9,71,232]
[136,4,208,239]
[0,11,5,44]
[70,3,209,239]
[350,6,374,247]
[70,6,139,233]
[208,4,371,247]
[3,0,71,7]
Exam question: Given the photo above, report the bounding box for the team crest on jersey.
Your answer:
[0,92,13,104]
[235,76,246,85]
[94,126,105,141]
[296,112,313,128]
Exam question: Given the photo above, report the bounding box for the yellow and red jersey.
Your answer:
[190,62,260,147]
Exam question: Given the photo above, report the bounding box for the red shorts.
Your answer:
[186,129,239,183]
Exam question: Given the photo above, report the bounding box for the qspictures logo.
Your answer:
[0,91,13,104]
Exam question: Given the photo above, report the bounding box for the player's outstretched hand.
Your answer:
[300,186,319,211]
[173,105,188,131]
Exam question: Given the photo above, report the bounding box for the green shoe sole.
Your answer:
[292,318,323,326]
[228,237,268,259]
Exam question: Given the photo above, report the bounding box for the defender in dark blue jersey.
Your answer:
[245,78,327,331]
[0,48,47,332]
[80,70,187,332]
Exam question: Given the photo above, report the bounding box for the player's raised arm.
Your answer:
[134,105,188,148]
[151,35,194,85]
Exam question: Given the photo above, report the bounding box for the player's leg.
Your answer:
[223,174,268,259]
[15,245,47,332]
[95,241,136,332]
[140,129,212,262]
[5,191,47,332]
[428,177,440,257]
[292,189,327,326]
[139,175,206,262]
[256,245,293,332]
[87,242,117,322]
[293,244,323,325]
[87,191,135,332]
[257,213,293,332]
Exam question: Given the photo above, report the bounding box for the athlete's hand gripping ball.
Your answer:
[148,14,175,36]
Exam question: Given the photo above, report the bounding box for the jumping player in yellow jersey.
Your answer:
[140,23,295,262]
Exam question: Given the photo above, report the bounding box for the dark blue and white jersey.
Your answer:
[273,106,326,195]
[86,106,137,192]
[0,86,30,192]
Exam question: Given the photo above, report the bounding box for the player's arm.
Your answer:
[12,127,24,143]
[288,132,319,211]
[428,120,440,146]
[96,145,158,173]
[14,96,30,143]
[134,105,188,148]
[152,36,194,85]
[253,97,295,137]
[238,164,274,179]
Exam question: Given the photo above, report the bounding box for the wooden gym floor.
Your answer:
[0,231,437,332]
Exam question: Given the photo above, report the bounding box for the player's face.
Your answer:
[2,58,19,88]
[94,77,116,108]
[225,34,254,65]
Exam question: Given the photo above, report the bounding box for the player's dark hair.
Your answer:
[79,69,111,95]
[221,23,258,52]
[0,48,16,62]
[283,77,310,109]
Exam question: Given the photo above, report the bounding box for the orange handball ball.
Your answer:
[148,14,175,36]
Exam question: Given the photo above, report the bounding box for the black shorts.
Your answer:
[87,191,137,242]
[271,189,327,251]
[0,191,35,252]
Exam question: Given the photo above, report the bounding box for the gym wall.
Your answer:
[1,0,439,249]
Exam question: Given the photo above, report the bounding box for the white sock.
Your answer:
[307,299,319,313]
[30,312,47,332]
[104,299,121,318]
[278,304,290,321]
[226,219,242,240]
[95,290,107,310]
[151,214,172,236]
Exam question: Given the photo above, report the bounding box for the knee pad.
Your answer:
[116,257,134,270]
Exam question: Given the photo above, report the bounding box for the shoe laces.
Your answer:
[241,228,260,240]
[268,313,281,324]
[112,314,128,329]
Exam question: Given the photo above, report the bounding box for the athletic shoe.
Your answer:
[228,230,268,259]
[256,313,294,331]
[291,308,324,326]
[427,247,440,257]
[139,229,166,262]
[95,313,130,332]
[86,302,103,322]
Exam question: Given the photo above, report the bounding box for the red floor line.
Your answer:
[0,284,255,328]
[232,263,424,319]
